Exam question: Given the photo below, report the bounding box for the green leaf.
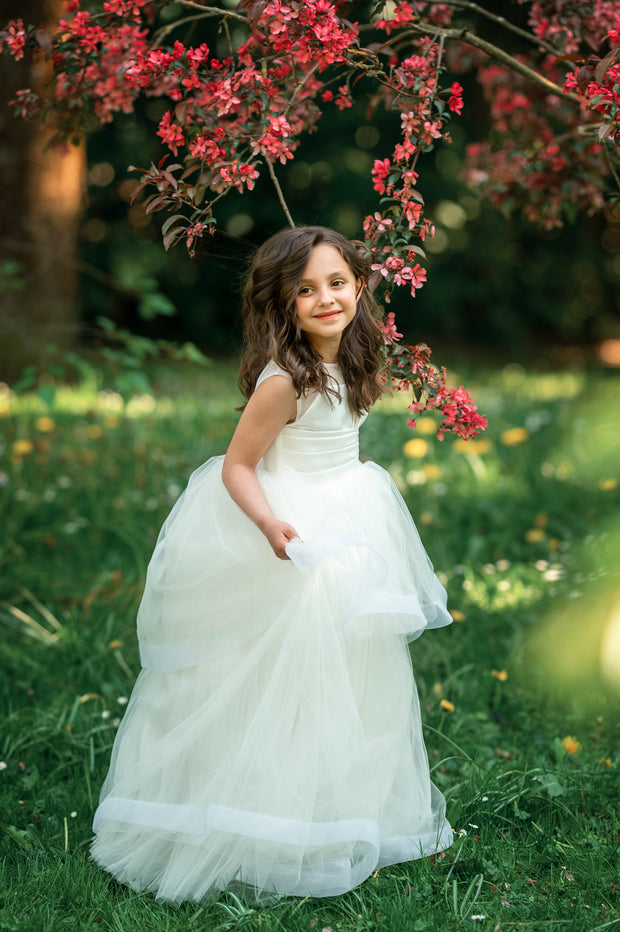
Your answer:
[96,316,116,333]
[138,292,176,320]
[3,825,32,849]
[37,383,57,408]
[172,342,211,366]
[12,365,37,393]
[161,213,188,236]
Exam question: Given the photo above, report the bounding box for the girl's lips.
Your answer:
[314,310,341,319]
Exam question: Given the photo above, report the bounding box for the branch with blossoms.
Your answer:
[562,20,620,158]
[379,313,488,440]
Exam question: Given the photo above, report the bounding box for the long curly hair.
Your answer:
[238,226,384,416]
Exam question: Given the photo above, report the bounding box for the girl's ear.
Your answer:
[356,278,365,301]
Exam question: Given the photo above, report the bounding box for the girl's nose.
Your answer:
[318,286,335,306]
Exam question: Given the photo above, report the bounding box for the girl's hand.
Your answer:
[264,519,301,560]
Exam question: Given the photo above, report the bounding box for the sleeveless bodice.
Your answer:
[257,363,367,475]
[262,391,363,474]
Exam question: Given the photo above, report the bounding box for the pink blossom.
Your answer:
[380,311,403,344]
[401,111,418,135]
[157,111,184,154]
[448,81,464,113]
[239,162,260,190]
[371,158,391,194]
[2,19,26,59]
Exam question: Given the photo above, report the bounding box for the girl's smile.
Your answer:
[295,243,359,360]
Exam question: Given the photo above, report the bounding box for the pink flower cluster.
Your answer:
[563,19,620,143]
[384,342,487,440]
[1,18,26,59]
[460,2,619,227]
[379,311,403,345]
[523,0,620,55]
[252,0,357,70]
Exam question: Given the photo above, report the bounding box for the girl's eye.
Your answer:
[331,279,345,287]
[298,286,313,296]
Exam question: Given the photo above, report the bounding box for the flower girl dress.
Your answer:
[91,361,453,902]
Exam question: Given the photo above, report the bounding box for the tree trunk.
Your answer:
[0,0,85,382]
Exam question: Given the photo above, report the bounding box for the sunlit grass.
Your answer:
[0,359,618,931]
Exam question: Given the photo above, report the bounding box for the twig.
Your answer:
[152,13,213,45]
[602,139,620,194]
[173,1,247,24]
[432,32,445,94]
[420,0,560,56]
[222,15,234,59]
[266,159,295,228]
[285,64,319,118]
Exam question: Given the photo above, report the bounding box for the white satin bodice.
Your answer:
[256,362,367,475]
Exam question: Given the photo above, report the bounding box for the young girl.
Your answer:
[91,225,454,903]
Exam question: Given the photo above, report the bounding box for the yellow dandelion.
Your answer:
[599,478,618,491]
[501,427,529,446]
[420,512,433,525]
[450,609,466,622]
[422,464,442,480]
[491,669,508,681]
[534,513,548,529]
[561,735,581,755]
[453,438,493,455]
[403,438,429,458]
[108,639,124,650]
[548,538,561,551]
[439,699,455,713]
[597,757,611,768]
[416,417,437,436]
[103,413,120,429]
[35,416,55,433]
[433,682,444,698]
[87,424,103,439]
[526,528,546,543]
[12,439,34,456]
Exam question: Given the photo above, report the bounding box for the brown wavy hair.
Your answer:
[238,226,384,416]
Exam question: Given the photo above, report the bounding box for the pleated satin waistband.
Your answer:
[262,427,360,474]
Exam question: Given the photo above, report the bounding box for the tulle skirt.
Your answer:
[91,456,453,903]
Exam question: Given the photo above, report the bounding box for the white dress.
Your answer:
[91,361,454,903]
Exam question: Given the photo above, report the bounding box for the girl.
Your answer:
[91,225,454,903]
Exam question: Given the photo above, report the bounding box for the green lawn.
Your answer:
[0,358,618,931]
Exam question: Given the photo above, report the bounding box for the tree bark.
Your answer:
[0,0,85,382]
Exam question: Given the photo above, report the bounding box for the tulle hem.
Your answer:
[91,796,453,900]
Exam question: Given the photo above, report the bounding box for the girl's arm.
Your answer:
[222,375,299,560]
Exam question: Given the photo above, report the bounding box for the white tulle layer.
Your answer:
[91,455,453,903]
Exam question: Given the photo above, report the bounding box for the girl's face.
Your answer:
[294,243,359,362]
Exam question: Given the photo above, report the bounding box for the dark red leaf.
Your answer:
[34,28,52,51]
[595,48,619,85]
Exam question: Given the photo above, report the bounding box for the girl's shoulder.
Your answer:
[255,360,293,389]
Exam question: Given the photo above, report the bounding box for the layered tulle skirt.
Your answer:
[91,455,453,903]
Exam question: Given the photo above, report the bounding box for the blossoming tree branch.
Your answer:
[2,1,620,439]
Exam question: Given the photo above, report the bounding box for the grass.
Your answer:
[0,357,619,932]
